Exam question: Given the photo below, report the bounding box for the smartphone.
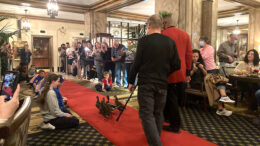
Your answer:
[1,71,19,102]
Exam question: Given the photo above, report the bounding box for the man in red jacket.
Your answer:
[161,14,193,133]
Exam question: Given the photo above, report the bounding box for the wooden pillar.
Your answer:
[248,8,260,51]
[84,11,107,40]
[201,0,218,49]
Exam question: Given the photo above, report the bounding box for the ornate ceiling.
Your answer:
[0,0,258,26]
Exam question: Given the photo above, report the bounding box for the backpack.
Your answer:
[95,83,102,92]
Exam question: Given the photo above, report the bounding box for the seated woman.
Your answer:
[190,50,207,89]
[234,49,259,110]
[190,50,234,116]
[38,73,79,130]
[234,49,259,74]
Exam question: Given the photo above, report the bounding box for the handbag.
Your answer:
[209,74,229,84]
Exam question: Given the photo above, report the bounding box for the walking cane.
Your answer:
[116,86,137,122]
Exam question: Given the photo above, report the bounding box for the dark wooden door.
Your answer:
[32,37,52,68]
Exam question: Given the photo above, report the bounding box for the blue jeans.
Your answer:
[105,85,111,91]
[96,64,104,82]
[115,62,127,87]
[207,69,217,74]
[80,60,87,76]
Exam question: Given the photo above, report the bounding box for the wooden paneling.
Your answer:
[32,36,53,68]
[32,58,49,68]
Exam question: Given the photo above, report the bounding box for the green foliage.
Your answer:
[0,16,18,46]
[159,11,172,18]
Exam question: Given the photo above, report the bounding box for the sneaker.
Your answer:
[219,96,235,103]
[114,85,120,88]
[40,122,55,130]
[216,108,232,116]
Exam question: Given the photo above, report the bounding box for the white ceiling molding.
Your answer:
[0,3,84,21]
[119,0,155,16]
[218,0,243,12]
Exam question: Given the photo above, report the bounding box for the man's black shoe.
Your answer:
[163,125,181,133]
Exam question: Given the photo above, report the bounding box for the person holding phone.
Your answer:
[0,84,20,141]
[0,84,20,124]
[38,74,79,130]
[190,50,207,89]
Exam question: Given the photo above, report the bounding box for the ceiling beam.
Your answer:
[94,0,124,12]
[109,10,149,21]
[225,0,260,8]
[217,24,248,29]
[218,6,249,18]
[99,0,145,13]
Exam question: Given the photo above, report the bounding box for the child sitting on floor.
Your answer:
[28,65,36,82]
[102,71,113,92]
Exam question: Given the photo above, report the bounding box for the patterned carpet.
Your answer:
[180,106,260,145]
[20,75,260,145]
[27,123,113,146]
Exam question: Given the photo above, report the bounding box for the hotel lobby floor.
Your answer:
[20,75,260,145]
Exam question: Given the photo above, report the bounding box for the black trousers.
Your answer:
[164,82,185,129]
[61,58,66,72]
[138,83,167,146]
[125,62,133,80]
[48,116,79,129]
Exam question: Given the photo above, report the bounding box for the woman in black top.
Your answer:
[101,42,115,83]
[190,49,207,89]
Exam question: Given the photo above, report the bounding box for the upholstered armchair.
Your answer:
[1,96,32,146]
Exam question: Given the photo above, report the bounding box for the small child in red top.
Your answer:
[102,72,113,92]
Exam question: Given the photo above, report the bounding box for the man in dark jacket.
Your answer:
[128,15,180,146]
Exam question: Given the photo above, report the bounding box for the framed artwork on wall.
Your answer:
[12,41,28,60]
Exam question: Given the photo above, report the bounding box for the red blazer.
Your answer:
[162,25,193,83]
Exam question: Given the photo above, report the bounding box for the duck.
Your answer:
[96,96,101,110]
[114,95,124,111]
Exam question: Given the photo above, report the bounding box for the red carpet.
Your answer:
[60,80,216,146]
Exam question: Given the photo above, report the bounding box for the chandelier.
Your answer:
[47,0,59,18]
[233,20,240,35]
[22,9,31,32]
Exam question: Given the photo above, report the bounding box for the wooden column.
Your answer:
[201,0,218,49]
[248,8,260,50]
[84,11,107,40]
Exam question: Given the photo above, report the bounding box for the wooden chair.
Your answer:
[3,96,32,146]
[184,83,208,112]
